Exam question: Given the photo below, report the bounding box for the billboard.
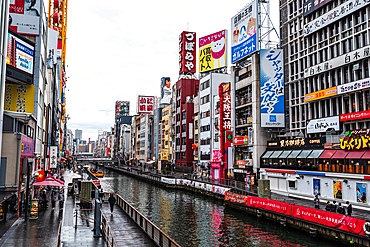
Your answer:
[9,0,40,35]
[21,134,34,158]
[47,28,59,65]
[303,0,333,16]
[306,116,340,134]
[4,83,35,114]
[337,78,370,95]
[49,146,58,169]
[340,110,370,122]
[6,32,35,75]
[305,86,337,102]
[199,30,227,72]
[160,77,171,105]
[260,49,284,127]
[231,0,258,63]
[137,96,155,114]
[179,31,196,74]
[115,101,130,117]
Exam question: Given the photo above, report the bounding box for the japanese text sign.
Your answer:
[340,110,370,122]
[115,101,130,117]
[305,86,337,102]
[4,83,35,114]
[6,32,35,75]
[49,146,57,169]
[231,0,258,63]
[307,116,340,134]
[340,135,370,150]
[179,31,196,74]
[247,196,292,215]
[234,136,248,145]
[225,191,248,204]
[9,0,40,35]
[303,0,333,16]
[137,95,155,114]
[219,82,231,156]
[304,0,370,36]
[260,49,285,127]
[21,134,34,158]
[199,30,227,72]
[337,78,370,95]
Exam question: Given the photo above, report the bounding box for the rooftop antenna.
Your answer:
[258,0,280,49]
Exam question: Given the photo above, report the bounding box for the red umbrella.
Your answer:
[33,176,65,187]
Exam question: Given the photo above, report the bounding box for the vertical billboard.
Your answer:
[137,96,155,114]
[47,28,59,65]
[9,0,40,35]
[21,134,35,158]
[260,49,285,127]
[199,30,227,72]
[49,146,58,169]
[179,31,196,75]
[356,183,367,203]
[313,179,321,196]
[333,181,342,199]
[4,83,35,113]
[231,0,258,63]
[160,77,171,105]
[115,101,130,117]
[6,32,35,75]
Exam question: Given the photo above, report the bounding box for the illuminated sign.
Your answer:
[340,135,370,150]
[340,110,370,122]
[305,86,337,102]
[179,31,196,75]
[307,116,340,133]
[267,137,324,149]
[6,32,34,75]
[199,30,227,72]
[234,136,248,145]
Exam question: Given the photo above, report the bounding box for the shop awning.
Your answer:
[269,151,283,158]
[287,150,301,158]
[261,151,274,159]
[346,150,366,159]
[308,150,324,158]
[278,150,292,159]
[332,150,349,159]
[361,150,370,159]
[297,150,312,158]
[319,150,337,159]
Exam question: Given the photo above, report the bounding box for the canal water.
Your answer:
[100,170,345,247]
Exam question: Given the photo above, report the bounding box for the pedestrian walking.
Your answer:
[346,201,353,216]
[337,203,345,214]
[313,195,320,209]
[51,190,57,210]
[108,193,116,215]
[330,200,337,212]
[325,201,331,211]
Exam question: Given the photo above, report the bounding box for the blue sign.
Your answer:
[231,33,257,63]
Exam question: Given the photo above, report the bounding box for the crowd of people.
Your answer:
[314,195,353,216]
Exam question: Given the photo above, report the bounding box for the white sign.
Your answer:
[304,0,370,36]
[304,45,370,78]
[47,28,59,64]
[337,77,370,95]
[307,116,340,134]
[9,0,41,36]
[189,123,193,139]
[161,177,176,184]
[49,146,58,169]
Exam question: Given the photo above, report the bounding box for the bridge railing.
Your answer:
[114,194,181,247]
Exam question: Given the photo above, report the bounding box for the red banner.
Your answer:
[340,110,370,122]
[225,192,248,205]
[247,196,291,215]
[292,205,366,236]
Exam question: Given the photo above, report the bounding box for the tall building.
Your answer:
[160,105,172,171]
[75,129,82,140]
[260,0,370,203]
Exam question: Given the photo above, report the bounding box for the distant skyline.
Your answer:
[66,0,279,141]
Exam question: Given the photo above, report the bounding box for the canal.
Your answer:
[100,169,345,247]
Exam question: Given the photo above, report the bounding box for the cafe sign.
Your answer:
[267,137,325,149]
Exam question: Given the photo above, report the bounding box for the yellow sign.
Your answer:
[199,30,226,73]
[4,84,35,114]
[162,152,168,160]
[305,86,337,102]
[340,135,370,150]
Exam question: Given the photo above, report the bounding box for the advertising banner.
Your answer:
[306,116,340,134]
[115,101,130,117]
[225,191,248,204]
[340,135,370,150]
[305,86,337,102]
[212,185,230,195]
[47,28,58,65]
[49,146,58,169]
[137,95,155,114]
[199,30,227,72]
[219,82,231,162]
[160,77,171,105]
[161,177,176,184]
[337,78,370,95]
[356,183,367,203]
[292,205,366,236]
[260,49,285,127]
[303,0,333,16]
[21,134,35,158]
[304,44,370,78]
[340,110,370,122]
[304,0,370,36]
[212,150,222,162]
[247,196,291,215]
[313,178,321,196]
[236,160,246,168]
[231,0,258,63]
[9,0,40,35]
[234,136,248,145]
[334,180,343,199]
[4,83,35,114]
[179,31,196,74]
[6,32,35,75]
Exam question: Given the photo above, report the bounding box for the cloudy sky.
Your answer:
[66,0,279,141]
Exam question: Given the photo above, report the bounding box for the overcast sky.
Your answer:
[66,0,279,141]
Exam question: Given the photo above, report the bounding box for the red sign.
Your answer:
[236,160,246,166]
[340,110,370,122]
[247,196,291,215]
[234,136,248,145]
[292,205,366,236]
[179,31,196,74]
[92,180,100,186]
[137,95,155,114]
[225,191,248,204]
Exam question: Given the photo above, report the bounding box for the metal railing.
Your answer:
[101,211,117,247]
[115,194,181,247]
[55,219,62,247]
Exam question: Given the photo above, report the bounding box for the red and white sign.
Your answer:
[247,196,291,215]
[234,136,248,145]
[179,31,196,74]
[225,191,248,204]
[137,95,155,114]
[292,205,366,236]
[340,110,370,122]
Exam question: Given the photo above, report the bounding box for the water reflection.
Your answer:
[100,171,344,247]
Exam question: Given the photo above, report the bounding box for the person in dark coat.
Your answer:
[108,194,116,214]
[314,195,320,209]
[330,200,337,212]
[337,203,345,214]
[346,201,353,216]
[325,201,331,211]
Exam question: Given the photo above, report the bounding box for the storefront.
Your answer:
[234,135,253,181]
